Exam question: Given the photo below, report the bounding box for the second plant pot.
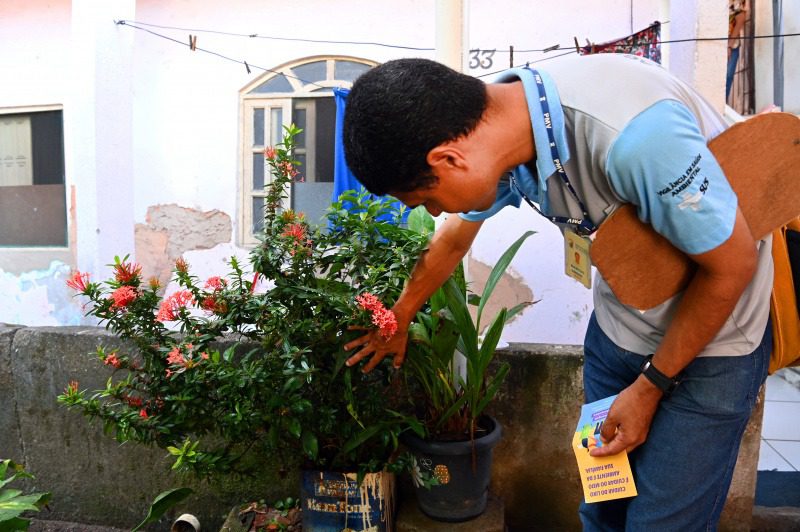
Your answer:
[402,415,502,522]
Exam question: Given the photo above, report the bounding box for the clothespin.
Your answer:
[244,61,251,74]
[574,37,581,54]
[189,34,197,51]
[509,45,514,69]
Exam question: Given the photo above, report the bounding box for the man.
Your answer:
[342,55,772,531]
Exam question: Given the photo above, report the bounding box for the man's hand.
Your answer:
[344,215,482,374]
[344,324,409,373]
[589,376,663,457]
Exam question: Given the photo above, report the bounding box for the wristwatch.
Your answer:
[640,354,680,396]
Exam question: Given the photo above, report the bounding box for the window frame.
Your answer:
[238,55,376,246]
[0,104,71,269]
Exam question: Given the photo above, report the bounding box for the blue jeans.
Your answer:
[579,312,770,532]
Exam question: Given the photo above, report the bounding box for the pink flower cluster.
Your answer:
[110,286,138,309]
[204,276,226,291]
[355,292,398,339]
[66,271,90,293]
[281,223,312,256]
[103,351,122,369]
[165,343,209,377]
[156,290,194,322]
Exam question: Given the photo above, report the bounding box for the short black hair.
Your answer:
[343,58,487,196]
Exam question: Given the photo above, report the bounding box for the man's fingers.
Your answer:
[392,351,406,369]
[590,436,627,457]
[346,346,373,367]
[344,333,371,352]
[599,419,618,444]
[362,352,389,373]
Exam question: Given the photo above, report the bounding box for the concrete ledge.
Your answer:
[0,329,765,530]
[491,343,765,532]
[751,506,800,531]
[396,493,504,531]
[1,325,295,530]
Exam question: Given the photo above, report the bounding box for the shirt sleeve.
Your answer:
[458,179,522,222]
[605,99,737,255]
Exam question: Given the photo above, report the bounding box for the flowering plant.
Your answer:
[60,125,429,479]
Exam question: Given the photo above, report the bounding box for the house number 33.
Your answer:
[469,49,496,69]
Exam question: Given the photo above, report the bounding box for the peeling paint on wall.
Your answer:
[135,204,232,288]
[467,255,534,334]
[0,261,85,326]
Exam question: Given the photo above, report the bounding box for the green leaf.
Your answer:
[131,487,193,532]
[301,430,318,460]
[476,363,510,416]
[0,516,31,532]
[288,418,302,439]
[443,277,478,359]
[0,490,23,503]
[407,207,435,236]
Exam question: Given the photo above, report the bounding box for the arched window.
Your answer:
[239,56,375,244]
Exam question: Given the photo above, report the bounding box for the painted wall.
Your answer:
[1,0,743,345]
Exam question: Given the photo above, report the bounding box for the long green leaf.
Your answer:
[443,278,478,358]
[131,487,193,532]
[436,393,468,429]
[475,363,511,417]
[476,230,534,329]
[477,308,508,376]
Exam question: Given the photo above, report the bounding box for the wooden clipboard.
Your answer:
[590,112,800,310]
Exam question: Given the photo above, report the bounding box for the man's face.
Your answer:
[392,168,499,217]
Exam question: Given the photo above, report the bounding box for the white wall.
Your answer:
[1,0,737,345]
[783,0,800,113]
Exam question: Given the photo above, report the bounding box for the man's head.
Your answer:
[343,58,487,197]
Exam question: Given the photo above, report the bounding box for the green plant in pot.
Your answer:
[403,211,534,522]
[60,126,428,531]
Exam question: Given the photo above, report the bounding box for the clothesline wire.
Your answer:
[117,19,434,51]
[115,20,328,88]
[114,20,800,88]
[118,19,798,53]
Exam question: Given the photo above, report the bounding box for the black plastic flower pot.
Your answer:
[401,415,502,522]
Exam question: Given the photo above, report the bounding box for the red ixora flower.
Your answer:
[355,293,398,339]
[139,408,148,419]
[156,290,194,322]
[124,395,143,408]
[103,351,122,369]
[204,276,226,291]
[166,346,187,367]
[110,286,138,309]
[66,271,90,292]
[113,260,142,284]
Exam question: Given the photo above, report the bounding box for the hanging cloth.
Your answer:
[580,21,662,64]
[332,87,407,223]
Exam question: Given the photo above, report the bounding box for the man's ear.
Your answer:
[427,144,467,173]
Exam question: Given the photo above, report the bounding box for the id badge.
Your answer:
[565,229,592,289]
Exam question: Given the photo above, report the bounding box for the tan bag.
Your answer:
[769,217,800,373]
[589,112,800,371]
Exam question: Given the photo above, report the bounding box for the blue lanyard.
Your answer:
[509,67,597,236]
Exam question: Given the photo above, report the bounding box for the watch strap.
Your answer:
[640,354,680,396]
